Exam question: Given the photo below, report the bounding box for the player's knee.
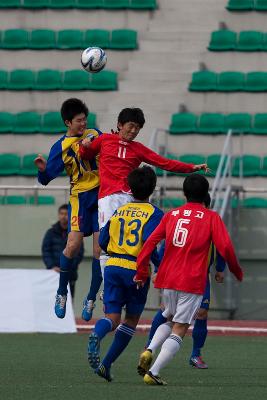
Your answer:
[197,308,208,320]
[65,240,81,258]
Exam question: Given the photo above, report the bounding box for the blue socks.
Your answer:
[102,324,135,369]
[57,253,73,295]
[146,309,167,348]
[86,258,103,302]
[94,318,113,341]
[191,319,208,358]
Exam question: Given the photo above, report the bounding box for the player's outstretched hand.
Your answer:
[34,154,47,172]
[215,271,224,283]
[193,163,210,174]
[133,275,145,289]
[81,138,92,148]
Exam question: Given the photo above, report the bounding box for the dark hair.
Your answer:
[58,204,68,212]
[183,174,209,203]
[128,166,157,200]
[117,107,145,129]
[203,192,211,208]
[61,98,89,125]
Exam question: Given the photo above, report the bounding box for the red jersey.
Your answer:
[79,133,195,199]
[135,202,243,295]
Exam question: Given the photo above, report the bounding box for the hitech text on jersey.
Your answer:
[99,202,164,270]
[38,129,101,194]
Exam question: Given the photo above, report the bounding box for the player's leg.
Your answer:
[145,307,167,349]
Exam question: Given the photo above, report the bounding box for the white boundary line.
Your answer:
[76,324,267,333]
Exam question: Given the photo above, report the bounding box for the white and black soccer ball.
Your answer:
[81,47,107,73]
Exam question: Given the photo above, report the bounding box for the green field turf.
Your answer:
[0,333,267,400]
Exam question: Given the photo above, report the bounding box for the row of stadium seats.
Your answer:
[0,69,118,91]
[0,111,96,133]
[0,0,157,9]
[226,0,267,11]
[189,71,267,92]
[156,154,267,177]
[209,30,267,51]
[0,29,138,50]
[0,153,47,176]
[0,195,55,205]
[0,0,156,8]
[162,197,267,209]
[169,113,267,134]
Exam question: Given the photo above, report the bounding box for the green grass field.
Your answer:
[1,334,267,400]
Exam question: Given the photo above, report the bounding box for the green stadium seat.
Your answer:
[179,154,206,165]
[76,0,104,8]
[88,113,97,128]
[217,71,245,91]
[130,0,157,9]
[19,153,39,176]
[225,113,251,133]
[1,29,29,49]
[89,70,118,90]
[232,155,261,177]
[110,29,138,50]
[226,0,254,10]
[189,71,217,91]
[35,70,62,90]
[0,196,4,204]
[197,113,225,134]
[41,112,66,134]
[23,0,50,8]
[5,196,27,205]
[28,195,56,205]
[208,30,237,51]
[14,112,41,134]
[62,70,91,90]
[243,197,267,208]
[162,198,185,208]
[0,153,21,175]
[84,29,110,48]
[255,0,267,10]
[169,113,197,134]
[253,114,267,134]
[0,112,15,133]
[245,71,267,92]
[0,70,8,89]
[8,69,35,90]
[29,30,56,49]
[50,0,74,7]
[237,31,264,51]
[0,0,21,7]
[103,0,129,8]
[206,154,222,176]
[260,156,267,176]
[57,30,84,49]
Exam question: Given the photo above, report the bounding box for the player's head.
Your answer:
[61,98,89,135]
[203,192,211,208]
[58,204,68,228]
[183,174,209,204]
[117,107,145,141]
[128,166,157,201]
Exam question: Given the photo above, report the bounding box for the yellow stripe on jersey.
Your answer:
[105,257,137,270]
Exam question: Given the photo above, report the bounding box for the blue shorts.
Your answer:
[68,187,99,237]
[200,276,210,310]
[103,266,150,315]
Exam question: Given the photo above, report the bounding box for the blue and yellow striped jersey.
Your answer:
[38,129,101,194]
[99,202,164,270]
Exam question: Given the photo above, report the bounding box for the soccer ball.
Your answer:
[81,47,107,73]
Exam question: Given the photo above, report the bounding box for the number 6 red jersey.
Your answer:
[79,133,195,199]
[135,202,243,295]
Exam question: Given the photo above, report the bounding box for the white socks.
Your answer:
[148,322,172,354]
[150,334,183,376]
[99,254,109,278]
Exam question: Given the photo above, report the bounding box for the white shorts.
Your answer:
[162,289,203,325]
[98,192,134,229]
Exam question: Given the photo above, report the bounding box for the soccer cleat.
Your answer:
[190,356,208,369]
[144,371,167,386]
[87,332,100,369]
[82,299,95,322]
[54,294,67,319]
[137,349,153,376]
[95,363,113,382]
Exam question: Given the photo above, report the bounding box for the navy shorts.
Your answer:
[103,266,150,315]
[200,276,210,310]
[68,187,99,237]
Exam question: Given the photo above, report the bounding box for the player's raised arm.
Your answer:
[79,133,104,160]
[138,143,208,174]
[35,141,65,186]
[211,212,243,281]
